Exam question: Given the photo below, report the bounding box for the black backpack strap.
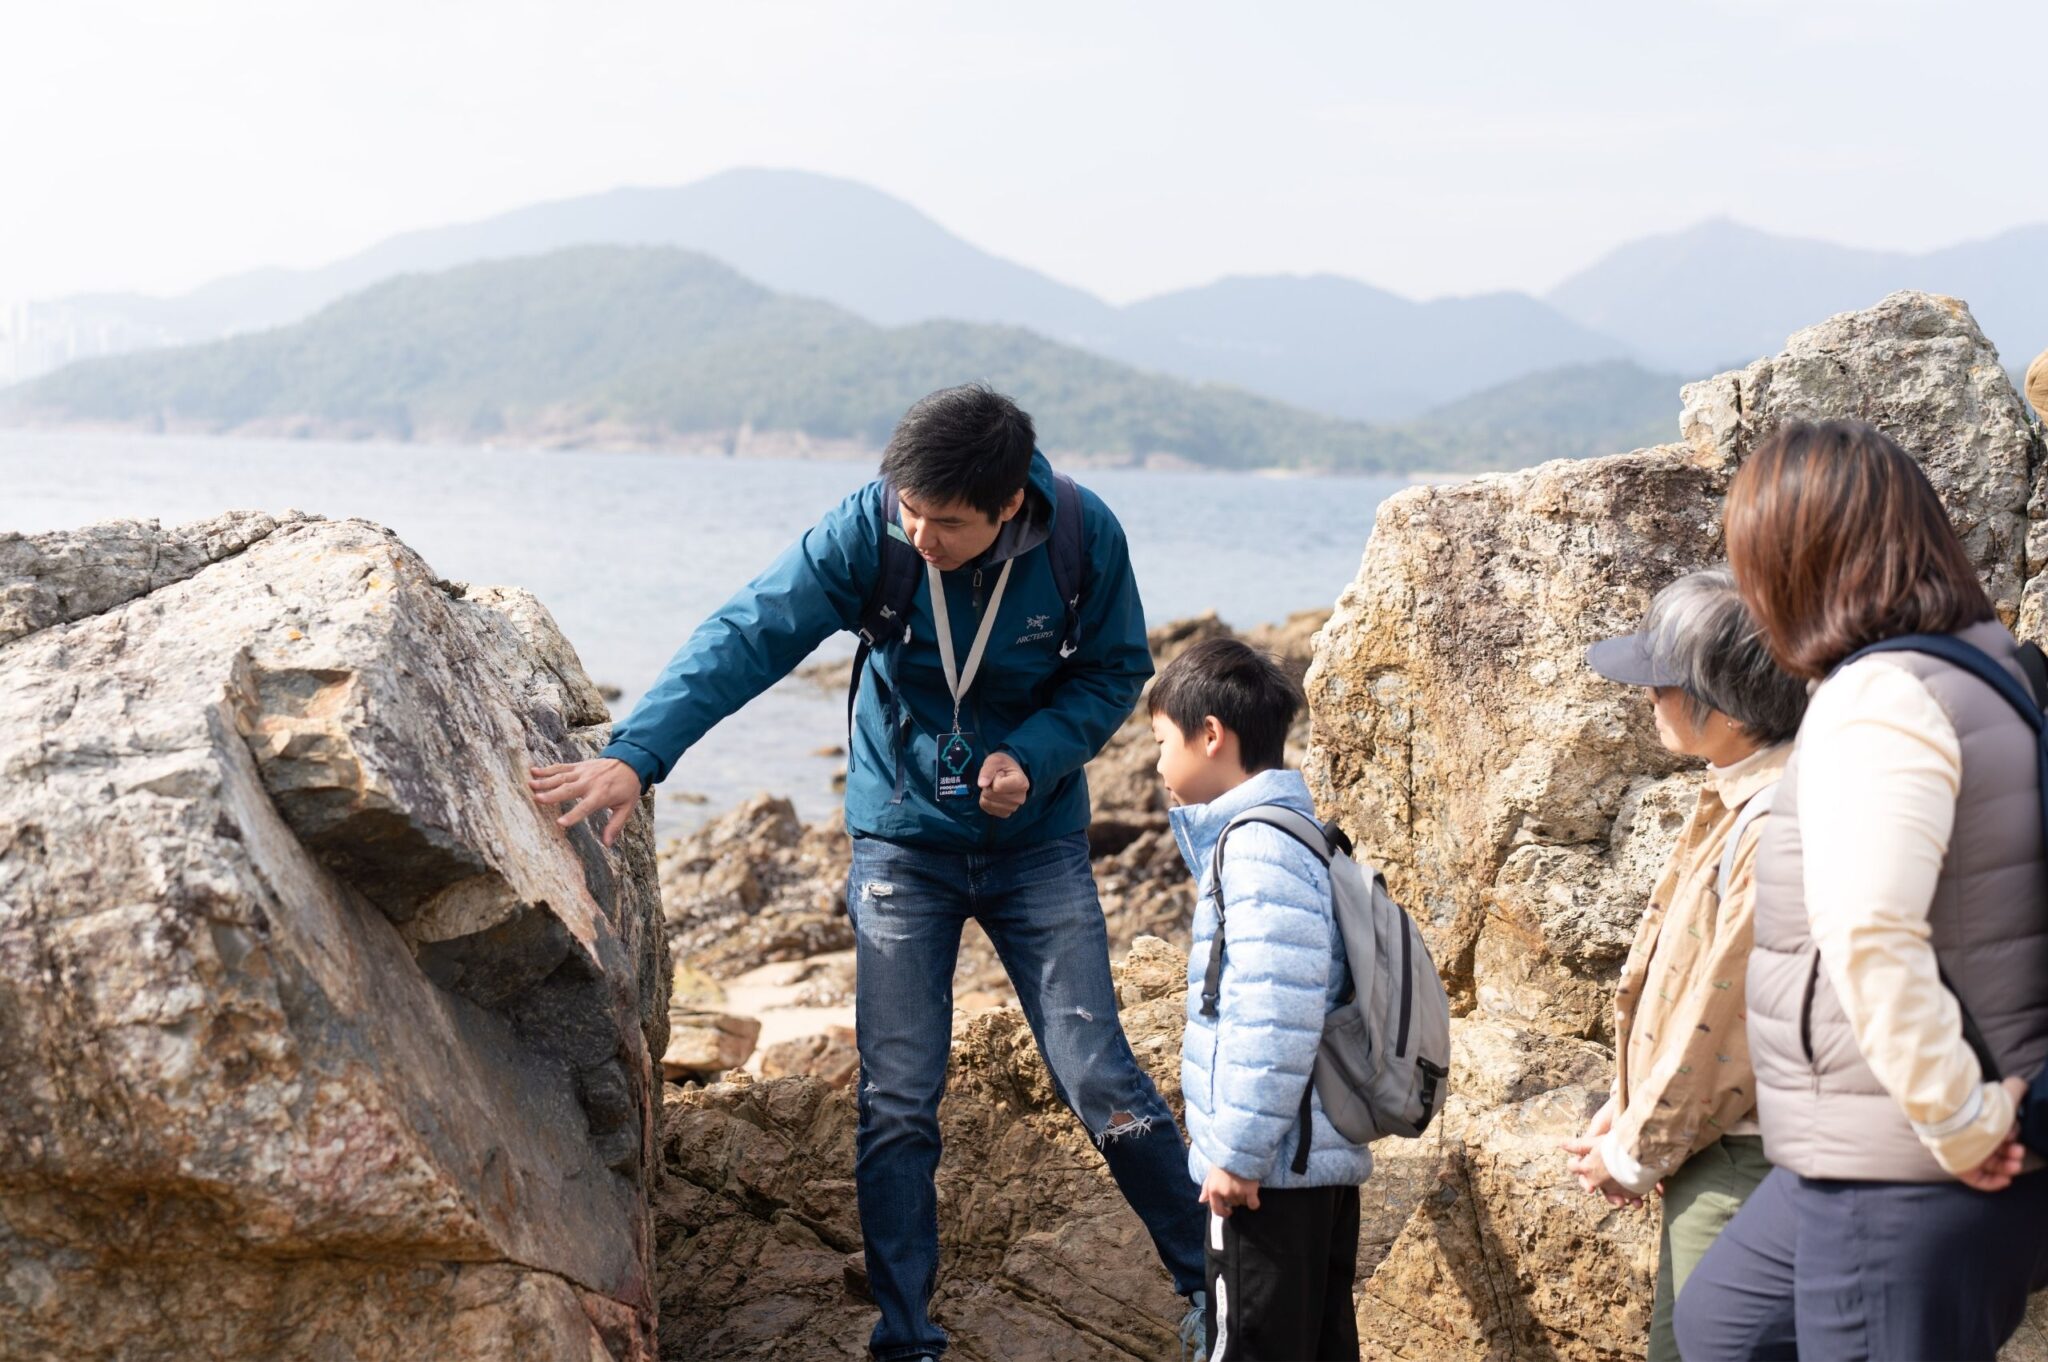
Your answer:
[847,480,925,736]
[1045,472,1087,660]
[2021,641,2048,710]
[1198,807,1338,1018]
[1842,632,2045,1084]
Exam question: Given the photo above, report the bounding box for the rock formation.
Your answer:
[0,513,669,1360]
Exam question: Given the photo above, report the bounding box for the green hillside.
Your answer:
[9,246,1430,473]
[1400,359,1687,469]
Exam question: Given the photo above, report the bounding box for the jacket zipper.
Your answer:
[1797,952,1821,1064]
[972,568,983,610]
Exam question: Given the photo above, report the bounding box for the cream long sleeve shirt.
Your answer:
[1797,656,2016,1175]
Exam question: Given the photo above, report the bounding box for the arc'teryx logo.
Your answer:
[1014,612,1058,646]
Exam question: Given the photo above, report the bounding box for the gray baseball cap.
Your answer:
[1585,630,1683,688]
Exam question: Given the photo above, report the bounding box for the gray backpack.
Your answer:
[1200,805,1452,1171]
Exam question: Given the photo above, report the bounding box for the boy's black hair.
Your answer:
[880,384,1037,521]
[1147,637,1303,773]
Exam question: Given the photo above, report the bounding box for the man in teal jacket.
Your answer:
[533,385,1205,1360]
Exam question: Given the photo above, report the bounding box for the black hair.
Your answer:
[879,384,1037,521]
[1147,638,1303,773]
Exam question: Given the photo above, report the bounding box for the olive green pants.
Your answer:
[1648,1134,1771,1362]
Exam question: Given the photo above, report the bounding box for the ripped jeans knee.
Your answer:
[1095,1108,1157,1146]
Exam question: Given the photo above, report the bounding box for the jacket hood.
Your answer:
[975,449,1057,569]
[1170,767,1318,881]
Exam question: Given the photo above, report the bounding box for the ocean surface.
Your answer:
[0,430,1408,839]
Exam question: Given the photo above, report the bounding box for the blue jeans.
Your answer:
[847,831,1206,1360]
[1674,1165,2048,1360]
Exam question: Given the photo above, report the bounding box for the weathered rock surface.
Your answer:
[1303,292,2048,1359]
[0,513,668,1360]
[758,1025,860,1089]
[663,1012,763,1080]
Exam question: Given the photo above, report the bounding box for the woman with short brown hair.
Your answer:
[1676,420,2048,1360]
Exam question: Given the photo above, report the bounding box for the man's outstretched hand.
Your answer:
[978,752,1030,818]
[528,757,642,848]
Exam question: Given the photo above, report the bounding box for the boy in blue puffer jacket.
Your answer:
[1150,638,1371,1362]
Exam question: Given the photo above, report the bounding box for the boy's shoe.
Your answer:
[1179,1291,1208,1361]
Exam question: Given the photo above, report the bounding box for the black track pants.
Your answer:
[1203,1183,1361,1362]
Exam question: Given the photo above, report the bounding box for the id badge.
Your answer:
[935,729,980,802]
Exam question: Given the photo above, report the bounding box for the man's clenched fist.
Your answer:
[528,757,642,848]
[977,751,1030,818]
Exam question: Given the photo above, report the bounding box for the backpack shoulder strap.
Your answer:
[1199,804,1336,1018]
[1716,782,1777,904]
[1046,471,1088,660]
[848,480,925,734]
[2020,641,2048,709]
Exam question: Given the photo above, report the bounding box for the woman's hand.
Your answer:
[1955,1077,2033,1192]
[1560,1109,1643,1207]
[528,758,642,848]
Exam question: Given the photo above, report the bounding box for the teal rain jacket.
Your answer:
[601,451,1152,850]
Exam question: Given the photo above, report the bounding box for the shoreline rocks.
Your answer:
[0,513,669,1360]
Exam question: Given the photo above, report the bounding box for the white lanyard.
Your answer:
[927,559,1013,733]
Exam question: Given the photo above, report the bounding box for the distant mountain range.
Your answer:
[9,169,1642,422]
[1546,217,2048,374]
[7,167,2037,459]
[4,245,1689,475]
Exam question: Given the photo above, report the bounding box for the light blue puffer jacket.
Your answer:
[1174,768,1374,1189]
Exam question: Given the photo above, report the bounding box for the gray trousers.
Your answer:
[1675,1165,2048,1360]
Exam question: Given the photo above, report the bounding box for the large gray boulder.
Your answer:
[0,512,668,1360]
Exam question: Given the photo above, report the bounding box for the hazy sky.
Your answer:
[7,0,2043,307]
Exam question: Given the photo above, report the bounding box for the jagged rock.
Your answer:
[1303,292,2047,1359]
[659,795,852,975]
[1681,291,2040,627]
[663,1012,763,1080]
[0,513,667,1361]
[759,1026,860,1089]
[0,509,304,646]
